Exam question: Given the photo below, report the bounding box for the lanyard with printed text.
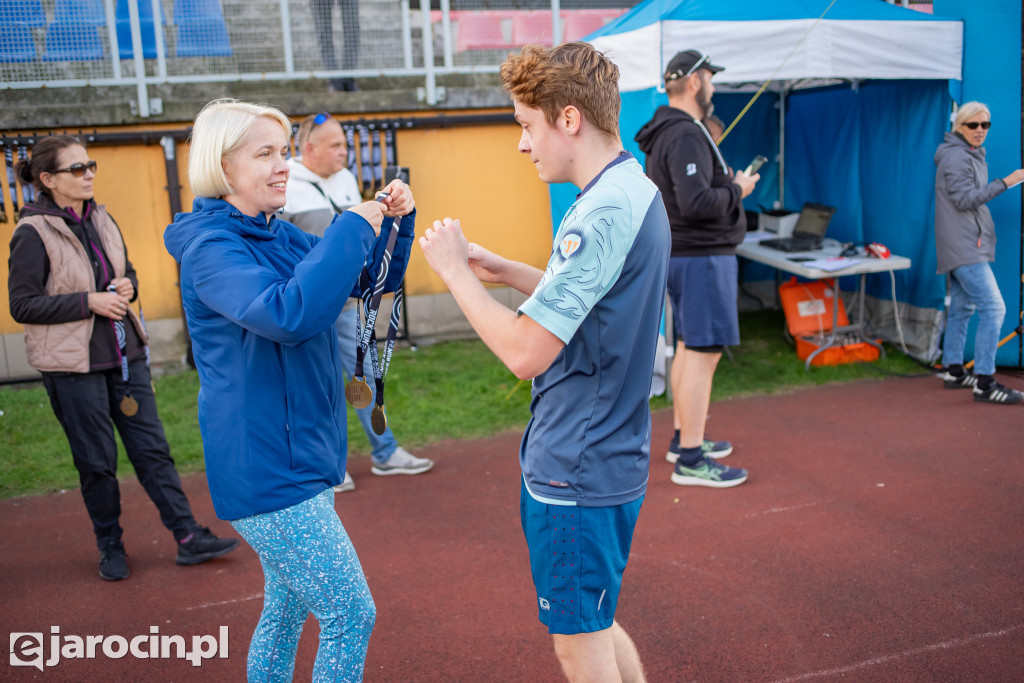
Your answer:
[344,195,405,435]
[107,284,138,417]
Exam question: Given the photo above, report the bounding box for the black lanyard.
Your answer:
[106,283,138,416]
[344,198,404,435]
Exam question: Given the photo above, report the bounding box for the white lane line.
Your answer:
[186,593,264,611]
[745,500,834,518]
[773,623,1024,682]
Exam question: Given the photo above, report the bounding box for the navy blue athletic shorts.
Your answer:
[667,254,740,347]
[520,479,643,635]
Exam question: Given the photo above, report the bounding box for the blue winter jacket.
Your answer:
[164,197,414,520]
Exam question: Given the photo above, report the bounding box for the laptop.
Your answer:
[759,203,836,252]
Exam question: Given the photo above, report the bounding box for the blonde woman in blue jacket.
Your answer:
[165,99,415,680]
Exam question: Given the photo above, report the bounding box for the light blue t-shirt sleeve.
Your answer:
[519,188,635,344]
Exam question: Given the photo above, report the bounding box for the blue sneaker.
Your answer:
[666,437,733,463]
[671,456,748,488]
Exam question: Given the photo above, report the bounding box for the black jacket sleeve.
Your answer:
[8,224,92,325]
[667,133,742,222]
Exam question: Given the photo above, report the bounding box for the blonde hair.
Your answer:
[954,101,990,128]
[188,99,292,198]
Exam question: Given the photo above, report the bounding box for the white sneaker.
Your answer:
[371,447,434,476]
[333,471,356,493]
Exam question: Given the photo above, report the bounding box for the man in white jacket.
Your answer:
[284,113,434,489]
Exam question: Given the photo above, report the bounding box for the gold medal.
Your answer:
[345,377,373,409]
[371,405,387,435]
[120,395,139,417]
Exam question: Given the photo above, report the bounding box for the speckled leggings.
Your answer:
[231,488,375,682]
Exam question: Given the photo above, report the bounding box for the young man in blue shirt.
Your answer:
[420,42,669,681]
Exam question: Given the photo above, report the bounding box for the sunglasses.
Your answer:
[313,112,332,126]
[51,160,98,177]
[962,121,991,130]
[665,52,710,82]
[684,52,710,78]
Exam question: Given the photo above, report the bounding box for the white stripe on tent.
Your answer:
[593,19,963,93]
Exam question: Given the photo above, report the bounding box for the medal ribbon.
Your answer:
[353,196,404,413]
[105,283,133,408]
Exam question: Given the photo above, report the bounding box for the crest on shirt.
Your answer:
[686,162,697,176]
[559,232,583,258]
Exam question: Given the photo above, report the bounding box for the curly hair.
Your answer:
[499,42,620,139]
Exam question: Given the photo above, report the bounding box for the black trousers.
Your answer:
[313,0,361,72]
[42,359,196,549]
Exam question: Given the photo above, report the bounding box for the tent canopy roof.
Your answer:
[589,0,963,92]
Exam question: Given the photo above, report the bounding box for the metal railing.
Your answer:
[0,1,639,116]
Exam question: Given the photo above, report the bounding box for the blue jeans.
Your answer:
[231,489,375,682]
[336,302,398,463]
[941,262,1006,376]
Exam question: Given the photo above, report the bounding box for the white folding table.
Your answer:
[735,232,912,369]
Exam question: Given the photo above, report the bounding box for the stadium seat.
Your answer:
[176,16,232,57]
[53,0,107,27]
[563,9,618,42]
[0,26,37,62]
[173,0,225,24]
[454,12,511,52]
[511,10,555,47]
[117,0,165,23]
[42,21,104,60]
[116,18,159,58]
[0,0,46,28]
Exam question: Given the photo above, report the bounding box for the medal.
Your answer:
[371,405,387,435]
[120,394,138,417]
[353,202,406,436]
[345,377,373,409]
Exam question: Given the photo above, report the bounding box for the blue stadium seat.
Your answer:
[173,0,225,24]
[117,18,159,58]
[0,0,47,28]
[53,0,107,27]
[117,0,165,24]
[43,21,104,60]
[176,16,231,57]
[0,26,37,62]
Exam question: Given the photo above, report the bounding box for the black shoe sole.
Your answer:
[175,539,240,566]
[973,395,1024,404]
[99,567,130,581]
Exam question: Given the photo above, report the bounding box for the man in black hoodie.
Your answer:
[635,50,758,488]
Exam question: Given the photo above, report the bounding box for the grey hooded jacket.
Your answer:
[934,131,1006,274]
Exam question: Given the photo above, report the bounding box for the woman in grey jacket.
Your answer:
[934,101,1024,404]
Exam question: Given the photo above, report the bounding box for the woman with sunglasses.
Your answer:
[164,99,415,680]
[934,101,1024,404]
[7,134,239,581]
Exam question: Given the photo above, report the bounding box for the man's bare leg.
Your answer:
[676,346,722,449]
[552,621,645,683]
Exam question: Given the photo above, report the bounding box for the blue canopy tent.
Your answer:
[551,0,965,360]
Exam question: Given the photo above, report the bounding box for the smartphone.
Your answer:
[744,155,767,176]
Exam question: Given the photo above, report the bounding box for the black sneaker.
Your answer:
[940,369,977,390]
[176,527,240,566]
[98,539,130,581]
[972,381,1024,405]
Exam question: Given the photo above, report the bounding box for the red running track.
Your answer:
[2,374,1023,681]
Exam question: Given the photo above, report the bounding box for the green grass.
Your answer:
[0,310,928,499]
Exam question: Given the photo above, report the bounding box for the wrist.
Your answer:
[442,262,478,291]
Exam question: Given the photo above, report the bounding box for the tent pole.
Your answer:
[778,84,787,208]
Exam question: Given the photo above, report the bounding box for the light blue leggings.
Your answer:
[231,488,375,682]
